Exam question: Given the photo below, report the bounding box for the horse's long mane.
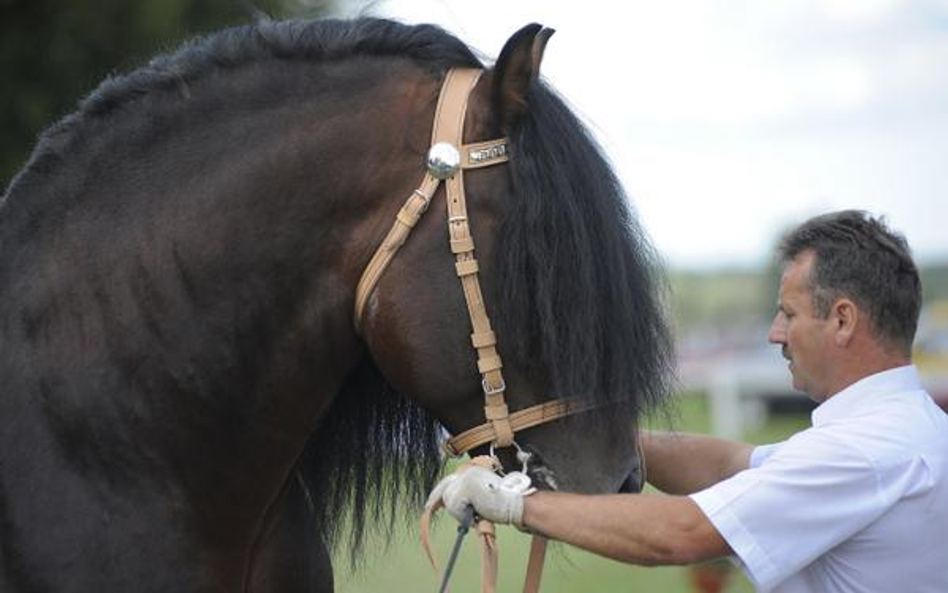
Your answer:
[496,82,674,423]
[4,17,481,200]
[299,360,444,566]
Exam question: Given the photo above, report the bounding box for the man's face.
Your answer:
[768,251,838,401]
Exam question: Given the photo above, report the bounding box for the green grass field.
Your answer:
[335,394,810,593]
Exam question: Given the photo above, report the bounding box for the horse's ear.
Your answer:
[491,24,555,130]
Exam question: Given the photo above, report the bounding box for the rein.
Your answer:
[353,67,588,593]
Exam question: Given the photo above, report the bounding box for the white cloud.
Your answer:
[821,0,901,22]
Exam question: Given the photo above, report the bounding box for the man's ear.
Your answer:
[833,298,859,347]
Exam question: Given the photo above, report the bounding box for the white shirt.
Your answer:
[690,365,948,593]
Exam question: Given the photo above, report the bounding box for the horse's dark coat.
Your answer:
[1,17,672,592]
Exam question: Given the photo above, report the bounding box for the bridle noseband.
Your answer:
[353,67,592,459]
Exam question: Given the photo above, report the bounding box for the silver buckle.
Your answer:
[482,377,506,395]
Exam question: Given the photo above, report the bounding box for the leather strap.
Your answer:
[353,69,506,329]
[353,67,477,330]
[354,177,440,328]
[353,68,520,448]
[463,138,508,168]
[432,68,481,146]
[355,67,596,457]
[523,536,548,593]
[443,398,597,457]
[477,520,498,593]
[438,71,515,448]
[475,526,546,593]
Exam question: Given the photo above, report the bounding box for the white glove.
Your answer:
[426,465,536,527]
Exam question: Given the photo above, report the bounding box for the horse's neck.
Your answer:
[0,58,433,533]
[7,59,431,383]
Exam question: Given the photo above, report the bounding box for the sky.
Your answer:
[351,0,948,269]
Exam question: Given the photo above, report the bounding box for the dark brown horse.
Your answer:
[0,17,673,593]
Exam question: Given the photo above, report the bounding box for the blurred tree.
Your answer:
[669,268,772,336]
[669,261,948,339]
[0,0,341,191]
[921,263,948,303]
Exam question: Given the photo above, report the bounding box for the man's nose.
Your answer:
[768,314,786,344]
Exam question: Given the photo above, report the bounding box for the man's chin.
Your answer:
[790,374,805,393]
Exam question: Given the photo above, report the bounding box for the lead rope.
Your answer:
[421,456,499,592]
[421,454,546,593]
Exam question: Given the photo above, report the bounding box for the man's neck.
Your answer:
[825,349,911,400]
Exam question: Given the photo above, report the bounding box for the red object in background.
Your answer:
[689,561,734,593]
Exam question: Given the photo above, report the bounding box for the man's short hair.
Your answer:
[778,210,921,355]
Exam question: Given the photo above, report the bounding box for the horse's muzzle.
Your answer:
[618,457,646,493]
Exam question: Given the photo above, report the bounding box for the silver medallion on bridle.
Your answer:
[427,142,461,179]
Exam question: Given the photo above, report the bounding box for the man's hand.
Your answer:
[426,465,536,527]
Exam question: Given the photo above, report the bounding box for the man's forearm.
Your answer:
[640,431,753,494]
[521,491,731,566]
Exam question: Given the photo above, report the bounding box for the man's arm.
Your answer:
[521,491,732,565]
[640,430,753,494]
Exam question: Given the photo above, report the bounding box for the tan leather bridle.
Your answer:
[354,67,600,593]
[354,67,593,460]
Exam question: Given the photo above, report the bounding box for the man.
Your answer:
[431,210,948,592]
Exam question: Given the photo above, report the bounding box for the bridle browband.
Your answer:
[353,68,593,458]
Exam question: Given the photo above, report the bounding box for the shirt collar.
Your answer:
[812,365,922,427]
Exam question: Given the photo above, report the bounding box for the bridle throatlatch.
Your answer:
[353,68,590,593]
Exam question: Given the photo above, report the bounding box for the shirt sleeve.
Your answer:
[748,442,784,468]
[690,429,916,590]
